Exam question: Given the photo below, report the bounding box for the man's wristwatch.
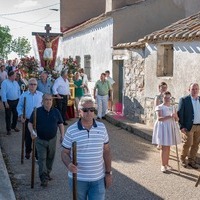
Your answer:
[105,171,112,175]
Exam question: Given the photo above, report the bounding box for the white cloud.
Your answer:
[14,0,39,8]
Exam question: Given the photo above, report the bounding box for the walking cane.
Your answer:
[21,97,26,164]
[171,98,180,174]
[72,141,77,200]
[195,175,200,187]
[31,107,37,189]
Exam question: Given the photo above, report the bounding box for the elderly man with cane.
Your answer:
[28,94,64,187]
[17,78,43,160]
[61,96,112,199]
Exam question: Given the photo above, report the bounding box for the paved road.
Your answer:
[1,109,200,199]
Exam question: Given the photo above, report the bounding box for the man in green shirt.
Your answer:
[94,73,112,119]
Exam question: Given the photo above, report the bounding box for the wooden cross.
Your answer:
[32,24,62,37]
[45,24,51,37]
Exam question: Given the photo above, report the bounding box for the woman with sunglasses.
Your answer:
[152,91,181,173]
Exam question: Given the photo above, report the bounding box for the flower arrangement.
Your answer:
[62,56,79,74]
[18,56,40,78]
[51,70,60,80]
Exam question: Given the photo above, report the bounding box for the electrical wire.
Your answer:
[0,10,59,30]
[0,3,59,16]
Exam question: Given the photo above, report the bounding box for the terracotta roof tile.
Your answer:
[114,12,200,49]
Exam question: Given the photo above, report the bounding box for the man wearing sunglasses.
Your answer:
[61,96,112,200]
[17,78,43,160]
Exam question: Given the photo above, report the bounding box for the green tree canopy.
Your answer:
[0,25,12,59]
[11,37,31,58]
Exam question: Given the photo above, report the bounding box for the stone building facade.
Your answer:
[113,11,200,127]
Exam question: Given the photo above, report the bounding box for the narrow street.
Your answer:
[1,107,200,200]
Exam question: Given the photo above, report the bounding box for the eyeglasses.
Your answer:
[81,107,95,112]
[29,83,37,86]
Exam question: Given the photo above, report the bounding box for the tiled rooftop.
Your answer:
[114,12,200,49]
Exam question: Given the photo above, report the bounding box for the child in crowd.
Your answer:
[152,91,181,173]
[154,82,168,150]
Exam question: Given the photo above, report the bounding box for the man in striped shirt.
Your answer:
[61,96,112,200]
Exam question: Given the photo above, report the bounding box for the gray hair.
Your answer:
[61,69,68,76]
[42,93,52,100]
[78,96,95,109]
[28,78,37,84]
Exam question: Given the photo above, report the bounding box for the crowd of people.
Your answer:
[152,82,200,173]
[0,59,114,199]
[2,56,200,197]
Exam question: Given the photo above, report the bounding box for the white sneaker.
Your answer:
[165,165,172,171]
[157,145,162,150]
[161,166,166,173]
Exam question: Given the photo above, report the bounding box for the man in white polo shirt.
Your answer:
[52,69,70,125]
[61,96,112,200]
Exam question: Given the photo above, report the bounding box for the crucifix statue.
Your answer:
[32,24,62,70]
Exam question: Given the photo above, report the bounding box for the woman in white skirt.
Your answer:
[152,91,181,173]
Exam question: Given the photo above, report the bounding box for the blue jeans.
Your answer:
[69,177,105,200]
[97,94,108,118]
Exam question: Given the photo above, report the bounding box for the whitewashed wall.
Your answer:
[61,18,113,83]
[145,41,200,102]
[121,41,200,126]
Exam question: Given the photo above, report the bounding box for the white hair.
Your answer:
[78,96,95,109]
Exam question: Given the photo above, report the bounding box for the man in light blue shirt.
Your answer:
[17,78,43,159]
[1,71,21,135]
[37,71,52,94]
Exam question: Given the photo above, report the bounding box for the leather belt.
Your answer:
[59,94,68,97]
[193,124,200,126]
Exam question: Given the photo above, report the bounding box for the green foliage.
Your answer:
[11,37,31,58]
[0,25,12,59]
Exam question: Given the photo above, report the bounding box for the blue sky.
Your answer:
[0,0,60,58]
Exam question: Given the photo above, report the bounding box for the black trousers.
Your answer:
[25,120,37,158]
[4,99,19,131]
[55,95,68,122]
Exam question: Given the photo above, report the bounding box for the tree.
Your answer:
[0,25,12,59]
[11,37,31,58]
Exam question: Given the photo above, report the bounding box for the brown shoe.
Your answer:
[7,131,11,135]
[188,162,199,169]
[12,127,20,132]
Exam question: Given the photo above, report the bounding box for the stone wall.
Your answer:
[123,49,146,123]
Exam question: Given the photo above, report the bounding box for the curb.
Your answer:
[106,112,153,142]
[0,146,16,200]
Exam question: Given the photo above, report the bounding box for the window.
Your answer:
[157,44,173,77]
[84,55,91,80]
[75,56,81,67]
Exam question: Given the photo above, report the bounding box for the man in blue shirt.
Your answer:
[17,78,43,159]
[1,71,21,135]
[28,94,64,187]
[37,71,52,94]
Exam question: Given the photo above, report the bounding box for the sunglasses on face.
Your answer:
[81,107,96,112]
[29,83,37,86]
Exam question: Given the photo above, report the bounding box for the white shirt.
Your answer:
[0,71,7,85]
[191,96,200,124]
[81,74,88,86]
[52,76,70,95]
[107,76,115,85]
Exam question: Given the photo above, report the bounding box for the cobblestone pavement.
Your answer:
[1,107,200,199]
